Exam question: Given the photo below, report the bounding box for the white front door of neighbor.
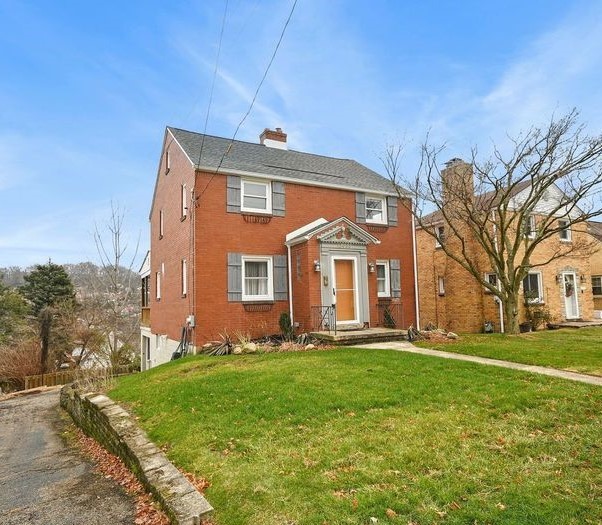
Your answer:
[562,272,580,319]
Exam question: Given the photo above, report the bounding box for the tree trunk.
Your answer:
[39,307,53,373]
[503,294,520,335]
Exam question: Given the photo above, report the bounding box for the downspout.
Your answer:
[287,244,294,325]
[411,212,421,330]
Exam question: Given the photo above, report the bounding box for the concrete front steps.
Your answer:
[310,327,408,345]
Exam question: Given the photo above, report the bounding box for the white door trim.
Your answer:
[561,271,580,320]
[331,255,360,325]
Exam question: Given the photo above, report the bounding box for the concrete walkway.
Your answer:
[353,341,602,386]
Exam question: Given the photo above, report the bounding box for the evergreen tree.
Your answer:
[0,279,29,344]
[21,263,76,371]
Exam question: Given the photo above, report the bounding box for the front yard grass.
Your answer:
[111,349,601,525]
[415,327,602,376]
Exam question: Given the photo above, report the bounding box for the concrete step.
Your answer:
[311,327,408,345]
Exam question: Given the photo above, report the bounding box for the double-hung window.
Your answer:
[241,179,272,214]
[242,256,273,301]
[593,276,602,296]
[376,261,390,297]
[523,272,543,303]
[365,195,387,224]
[435,225,445,247]
[181,184,188,219]
[558,219,571,241]
[484,272,498,293]
[524,215,536,239]
[438,276,445,296]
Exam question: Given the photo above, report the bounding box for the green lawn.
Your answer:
[415,327,602,376]
[111,349,601,525]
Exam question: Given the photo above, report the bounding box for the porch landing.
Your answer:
[557,320,602,329]
[311,327,408,345]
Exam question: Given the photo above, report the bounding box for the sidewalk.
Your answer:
[353,341,602,386]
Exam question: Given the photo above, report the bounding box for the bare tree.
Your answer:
[383,110,602,334]
[92,202,141,367]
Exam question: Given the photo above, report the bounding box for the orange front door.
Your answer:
[334,259,356,322]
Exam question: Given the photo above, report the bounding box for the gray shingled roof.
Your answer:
[168,127,398,194]
[589,221,602,241]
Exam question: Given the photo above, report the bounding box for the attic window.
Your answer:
[435,226,445,247]
[558,219,571,241]
[165,150,170,174]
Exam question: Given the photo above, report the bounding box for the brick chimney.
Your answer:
[441,158,474,206]
[260,127,288,150]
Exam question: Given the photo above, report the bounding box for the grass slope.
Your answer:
[111,349,602,525]
[415,327,602,376]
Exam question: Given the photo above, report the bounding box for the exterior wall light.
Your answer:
[314,260,321,272]
[368,262,376,273]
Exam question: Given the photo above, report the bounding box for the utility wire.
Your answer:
[195,0,298,201]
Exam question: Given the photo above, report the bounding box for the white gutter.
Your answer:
[411,212,420,330]
[195,163,405,198]
[287,244,294,325]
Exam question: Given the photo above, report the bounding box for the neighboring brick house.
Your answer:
[416,159,595,333]
[141,127,418,369]
[589,221,602,317]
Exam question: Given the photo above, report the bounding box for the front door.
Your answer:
[563,272,579,319]
[333,258,357,324]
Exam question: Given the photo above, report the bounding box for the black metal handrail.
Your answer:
[311,305,337,334]
[377,302,404,329]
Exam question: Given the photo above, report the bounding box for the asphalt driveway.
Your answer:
[0,389,135,525]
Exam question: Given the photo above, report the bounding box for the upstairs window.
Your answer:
[181,184,188,219]
[558,219,571,241]
[435,225,445,247]
[242,256,273,301]
[523,272,543,303]
[159,209,164,239]
[593,276,602,296]
[376,261,390,297]
[524,215,536,239]
[241,179,272,214]
[484,272,499,293]
[165,149,170,174]
[365,195,387,224]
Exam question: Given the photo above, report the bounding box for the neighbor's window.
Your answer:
[376,261,390,297]
[524,215,536,238]
[523,272,543,303]
[141,275,150,307]
[484,272,498,293]
[181,258,187,297]
[241,179,272,214]
[435,225,445,247]
[159,209,164,238]
[165,149,170,174]
[438,276,445,296]
[181,184,188,219]
[593,276,602,296]
[558,219,571,241]
[365,195,387,224]
[242,256,273,301]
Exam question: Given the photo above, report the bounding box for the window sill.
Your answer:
[377,295,391,300]
[242,299,275,304]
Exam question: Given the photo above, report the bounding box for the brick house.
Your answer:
[589,221,602,317]
[140,127,418,369]
[416,159,596,333]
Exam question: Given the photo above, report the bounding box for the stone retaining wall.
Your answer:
[60,383,213,525]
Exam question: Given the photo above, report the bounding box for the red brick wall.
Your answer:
[149,132,196,342]
[190,172,417,343]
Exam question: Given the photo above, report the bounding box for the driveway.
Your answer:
[0,389,135,525]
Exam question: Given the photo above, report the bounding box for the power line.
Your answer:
[195,0,299,201]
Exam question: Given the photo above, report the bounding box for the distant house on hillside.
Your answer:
[416,159,597,333]
[140,127,418,369]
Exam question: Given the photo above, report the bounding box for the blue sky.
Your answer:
[2,0,602,268]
